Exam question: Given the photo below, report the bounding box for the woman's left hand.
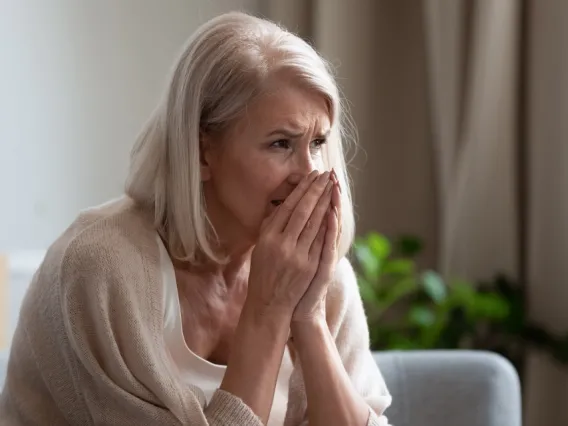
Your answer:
[291,169,342,324]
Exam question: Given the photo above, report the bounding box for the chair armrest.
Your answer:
[373,350,522,426]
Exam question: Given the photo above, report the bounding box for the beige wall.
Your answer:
[0,256,6,349]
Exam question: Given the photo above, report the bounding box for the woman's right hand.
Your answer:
[221,170,332,422]
[245,170,334,319]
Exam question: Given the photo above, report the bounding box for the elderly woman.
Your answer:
[0,12,391,426]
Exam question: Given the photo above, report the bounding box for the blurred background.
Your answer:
[0,0,567,424]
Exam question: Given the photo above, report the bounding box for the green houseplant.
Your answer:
[351,232,568,374]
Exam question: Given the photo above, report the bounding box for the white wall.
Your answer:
[0,0,259,250]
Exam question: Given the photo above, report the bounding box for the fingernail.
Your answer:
[335,179,342,194]
[326,180,333,193]
[331,169,341,191]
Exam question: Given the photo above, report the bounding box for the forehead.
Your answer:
[236,84,332,136]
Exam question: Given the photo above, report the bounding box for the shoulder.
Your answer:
[45,196,159,296]
[48,198,165,338]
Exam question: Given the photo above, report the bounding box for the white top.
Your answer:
[157,236,293,425]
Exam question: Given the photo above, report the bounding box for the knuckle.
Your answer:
[261,232,277,247]
[316,174,330,187]
[279,240,293,256]
[317,199,329,211]
[281,202,294,215]
[264,234,287,256]
[292,251,304,264]
[304,219,316,232]
[293,252,309,270]
[296,208,310,221]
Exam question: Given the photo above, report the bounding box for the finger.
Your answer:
[260,200,280,234]
[284,171,331,241]
[331,178,341,210]
[320,205,340,267]
[309,212,328,259]
[331,184,342,247]
[297,180,334,248]
[331,168,342,195]
[330,169,342,240]
[267,170,319,233]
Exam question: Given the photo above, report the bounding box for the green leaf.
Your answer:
[367,233,391,261]
[421,270,447,304]
[408,306,436,327]
[379,277,418,311]
[420,307,451,348]
[446,280,477,318]
[449,280,475,302]
[353,243,380,281]
[470,293,510,320]
[381,259,414,276]
[388,334,421,350]
[396,235,423,257]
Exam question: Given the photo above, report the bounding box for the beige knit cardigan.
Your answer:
[0,198,392,425]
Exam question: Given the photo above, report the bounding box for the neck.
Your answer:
[212,244,253,287]
[200,192,258,280]
[170,230,254,290]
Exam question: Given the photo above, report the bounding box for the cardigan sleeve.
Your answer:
[329,257,393,426]
[59,230,263,426]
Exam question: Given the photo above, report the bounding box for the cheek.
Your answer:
[220,157,280,222]
[239,165,282,207]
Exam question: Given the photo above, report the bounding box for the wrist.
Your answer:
[226,301,291,380]
[290,315,327,341]
[240,301,292,336]
[222,301,292,422]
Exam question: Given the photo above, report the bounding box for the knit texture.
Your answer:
[0,197,392,425]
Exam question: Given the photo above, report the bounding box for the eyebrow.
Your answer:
[266,128,331,139]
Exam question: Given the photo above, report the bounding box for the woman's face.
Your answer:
[201,83,331,247]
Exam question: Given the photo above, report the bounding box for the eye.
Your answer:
[310,138,327,151]
[270,139,291,150]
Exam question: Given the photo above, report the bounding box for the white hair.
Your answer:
[125,11,356,264]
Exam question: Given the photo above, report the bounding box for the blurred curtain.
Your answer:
[424,0,520,280]
[524,1,568,425]
[263,0,568,425]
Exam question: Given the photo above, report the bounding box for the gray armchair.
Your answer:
[374,350,522,426]
[1,349,522,425]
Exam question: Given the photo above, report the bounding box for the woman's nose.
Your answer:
[288,153,319,184]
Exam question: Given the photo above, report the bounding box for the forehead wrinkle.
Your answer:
[224,88,332,141]
[274,111,330,136]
